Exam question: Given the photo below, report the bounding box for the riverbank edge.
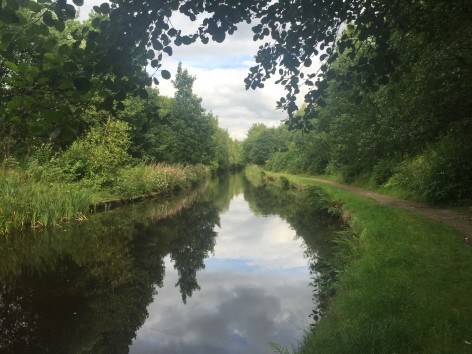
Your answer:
[0,163,211,235]
[247,167,472,353]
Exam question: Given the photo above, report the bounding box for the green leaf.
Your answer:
[54,20,65,32]
[17,0,29,7]
[58,44,70,56]
[4,61,18,72]
[0,9,20,24]
[91,17,100,28]
[63,61,78,72]
[42,11,55,27]
[138,88,149,99]
[17,62,30,74]
[163,46,173,56]
[151,59,159,68]
[44,37,57,50]
[161,70,171,80]
[72,0,84,6]
[212,31,225,43]
[73,77,92,92]
[65,4,76,19]
[0,32,14,50]
[27,1,41,12]
[152,39,163,50]
[99,3,110,14]
[115,90,127,101]
[102,96,114,110]
[7,0,20,11]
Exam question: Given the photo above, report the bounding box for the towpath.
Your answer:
[300,176,472,244]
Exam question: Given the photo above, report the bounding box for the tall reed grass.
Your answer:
[0,169,91,234]
[112,163,210,198]
[0,162,210,234]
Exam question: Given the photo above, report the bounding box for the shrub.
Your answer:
[279,175,292,190]
[370,159,397,186]
[387,134,472,203]
[58,120,131,184]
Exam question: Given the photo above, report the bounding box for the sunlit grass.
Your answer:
[0,170,91,234]
[0,163,210,234]
[266,172,472,354]
[111,163,210,198]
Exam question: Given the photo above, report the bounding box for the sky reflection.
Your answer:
[130,195,313,354]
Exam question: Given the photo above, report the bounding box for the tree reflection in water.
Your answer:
[0,181,222,354]
[0,173,339,353]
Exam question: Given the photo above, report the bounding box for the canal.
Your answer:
[0,173,338,353]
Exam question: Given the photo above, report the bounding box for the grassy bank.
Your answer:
[0,162,210,235]
[247,167,472,353]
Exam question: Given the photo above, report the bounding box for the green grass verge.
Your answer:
[0,163,210,234]
[272,172,472,354]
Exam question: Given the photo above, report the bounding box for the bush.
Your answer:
[387,134,472,203]
[58,120,131,184]
[279,176,292,190]
[370,159,397,186]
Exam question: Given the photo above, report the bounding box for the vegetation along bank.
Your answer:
[245,166,472,354]
[1,63,243,235]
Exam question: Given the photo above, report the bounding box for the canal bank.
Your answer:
[257,168,472,354]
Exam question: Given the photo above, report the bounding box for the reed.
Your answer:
[112,163,210,198]
[0,170,92,234]
[0,161,210,235]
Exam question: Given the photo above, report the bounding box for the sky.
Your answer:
[78,2,296,140]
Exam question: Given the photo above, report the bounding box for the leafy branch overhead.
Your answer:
[1,0,470,132]
[75,0,468,128]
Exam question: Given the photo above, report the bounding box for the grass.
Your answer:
[260,170,472,353]
[0,162,210,235]
[0,171,91,234]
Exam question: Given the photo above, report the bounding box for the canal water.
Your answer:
[0,174,337,353]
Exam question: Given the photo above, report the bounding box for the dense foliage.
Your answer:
[240,1,472,204]
[2,0,470,203]
[0,2,242,171]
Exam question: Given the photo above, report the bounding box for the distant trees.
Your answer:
[242,124,294,165]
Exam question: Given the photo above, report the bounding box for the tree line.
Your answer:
[239,2,472,204]
[0,4,242,174]
[2,0,471,203]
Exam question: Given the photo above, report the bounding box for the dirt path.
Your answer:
[304,177,472,244]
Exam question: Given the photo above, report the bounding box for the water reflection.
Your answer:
[0,174,338,353]
[131,194,313,353]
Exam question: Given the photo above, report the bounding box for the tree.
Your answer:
[243,124,285,165]
[165,63,216,164]
[54,0,469,129]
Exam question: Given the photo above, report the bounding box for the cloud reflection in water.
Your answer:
[130,195,312,354]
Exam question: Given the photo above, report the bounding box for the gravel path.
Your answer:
[304,177,472,245]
